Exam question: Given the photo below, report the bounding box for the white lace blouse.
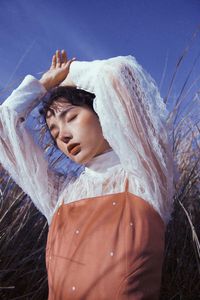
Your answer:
[0,55,174,226]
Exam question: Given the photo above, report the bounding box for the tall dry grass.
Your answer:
[160,30,200,299]
[0,41,200,299]
[0,174,48,299]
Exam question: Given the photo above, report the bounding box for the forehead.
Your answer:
[46,100,74,119]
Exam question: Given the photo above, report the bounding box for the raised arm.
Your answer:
[0,50,75,224]
[67,56,174,224]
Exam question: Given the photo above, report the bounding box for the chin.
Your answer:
[69,150,93,165]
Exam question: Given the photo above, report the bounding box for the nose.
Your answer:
[60,135,72,144]
[59,126,72,144]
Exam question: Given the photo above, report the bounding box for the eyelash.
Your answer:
[68,115,77,122]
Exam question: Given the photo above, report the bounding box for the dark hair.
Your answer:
[40,86,96,118]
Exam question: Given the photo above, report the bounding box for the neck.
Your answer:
[84,149,120,174]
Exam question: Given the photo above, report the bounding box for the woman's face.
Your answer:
[46,99,111,164]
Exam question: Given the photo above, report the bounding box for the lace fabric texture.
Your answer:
[69,56,174,223]
[0,56,174,225]
[0,77,66,224]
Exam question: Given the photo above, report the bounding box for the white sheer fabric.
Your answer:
[0,56,173,225]
[0,76,66,225]
[68,56,174,224]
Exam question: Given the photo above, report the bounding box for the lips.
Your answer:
[68,143,81,155]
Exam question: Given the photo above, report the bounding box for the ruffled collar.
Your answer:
[84,149,121,175]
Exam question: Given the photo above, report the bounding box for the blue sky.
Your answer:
[0,0,199,175]
[0,0,199,107]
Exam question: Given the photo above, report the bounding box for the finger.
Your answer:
[56,49,61,67]
[70,57,76,63]
[61,49,67,65]
[64,57,76,69]
[50,54,56,69]
[69,57,76,63]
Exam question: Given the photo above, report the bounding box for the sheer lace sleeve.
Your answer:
[0,75,65,224]
[69,56,174,224]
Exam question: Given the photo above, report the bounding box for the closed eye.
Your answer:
[68,115,77,122]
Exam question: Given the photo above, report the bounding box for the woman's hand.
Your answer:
[39,50,76,90]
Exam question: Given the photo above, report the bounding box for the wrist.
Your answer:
[39,77,52,91]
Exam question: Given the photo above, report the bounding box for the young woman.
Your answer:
[0,50,173,299]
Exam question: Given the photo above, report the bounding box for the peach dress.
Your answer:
[46,179,165,300]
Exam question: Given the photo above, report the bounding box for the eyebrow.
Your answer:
[48,106,75,133]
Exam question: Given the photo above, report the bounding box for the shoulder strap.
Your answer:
[124,177,129,193]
